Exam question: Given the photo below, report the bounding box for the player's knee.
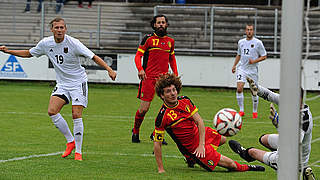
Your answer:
[259,134,268,146]
[72,112,82,119]
[236,88,243,93]
[138,107,149,115]
[48,108,58,116]
[219,136,227,146]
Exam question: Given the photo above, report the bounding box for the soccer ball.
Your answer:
[213,108,242,137]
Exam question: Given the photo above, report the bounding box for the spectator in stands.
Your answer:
[24,0,43,13]
[0,17,117,161]
[56,0,65,13]
[24,0,64,14]
[231,24,267,119]
[131,15,178,144]
[78,0,94,8]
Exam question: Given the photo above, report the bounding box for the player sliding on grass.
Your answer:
[228,77,315,180]
[152,73,265,173]
[0,17,117,161]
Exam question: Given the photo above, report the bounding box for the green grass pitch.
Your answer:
[0,81,319,180]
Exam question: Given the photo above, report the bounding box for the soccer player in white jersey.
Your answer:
[0,17,117,161]
[228,78,315,180]
[231,24,267,119]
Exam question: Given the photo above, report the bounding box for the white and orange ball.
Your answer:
[213,108,242,137]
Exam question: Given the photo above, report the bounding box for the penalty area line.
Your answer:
[0,151,63,163]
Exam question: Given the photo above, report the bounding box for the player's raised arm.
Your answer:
[0,46,32,58]
[154,141,165,173]
[92,55,117,81]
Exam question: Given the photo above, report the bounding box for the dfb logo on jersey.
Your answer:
[0,55,27,78]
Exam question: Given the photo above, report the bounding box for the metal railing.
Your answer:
[39,3,142,48]
[154,6,260,52]
[2,1,319,57]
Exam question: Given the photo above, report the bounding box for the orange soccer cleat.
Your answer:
[252,112,258,119]
[61,141,75,158]
[75,152,83,161]
[239,111,245,117]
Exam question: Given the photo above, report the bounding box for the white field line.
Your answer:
[313,116,320,120]
[311,137,320,144]
[306,95,320,101]
[310,160,320,167]
[0,151,63,163]
[0,151,181,164]
[1,111,319,127]
[2,151,319,169]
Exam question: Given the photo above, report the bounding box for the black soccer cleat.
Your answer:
[150,133,168,145]
[184,158,195,168]
[228,140,255,162]
[248,165,265,172]
[132,129,140,143]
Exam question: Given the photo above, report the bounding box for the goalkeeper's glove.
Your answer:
[269,103,279,128]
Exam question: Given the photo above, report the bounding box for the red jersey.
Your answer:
[154,96,200,153]
[134,33,178,79]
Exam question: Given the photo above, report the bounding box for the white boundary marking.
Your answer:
[306,95,320,101]
[311,137,320,144]
[1,151,319,169]
[310,160,320,167]
[1,111,319,127]
[0,151,63,163]
[0,151,181,164]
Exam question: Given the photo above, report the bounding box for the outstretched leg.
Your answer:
[218,155,265,172]
[229,140,278,170]
[247,77,280,105]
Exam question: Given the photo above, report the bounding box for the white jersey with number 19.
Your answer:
[29,35,94,86]
[237,37,267,75]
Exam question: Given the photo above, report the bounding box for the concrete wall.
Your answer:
[0,52,319,90]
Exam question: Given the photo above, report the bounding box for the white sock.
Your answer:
[50,113,74,143]
[252,95,259,113]
[236,92,244,112]
[73,118,84,154]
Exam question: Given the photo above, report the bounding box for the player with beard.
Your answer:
[131,15,178,143]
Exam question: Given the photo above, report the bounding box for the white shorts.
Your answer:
[51,81,88,108]
[263,151,278,170]
[236,70,258,83]
[267,134,279,150]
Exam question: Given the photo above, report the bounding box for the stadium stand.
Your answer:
[1,0,320,57]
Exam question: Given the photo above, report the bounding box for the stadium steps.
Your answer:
[1,1,320,54]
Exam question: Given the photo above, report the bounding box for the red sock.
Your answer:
[133,110,145,134]
[234,161,249,172]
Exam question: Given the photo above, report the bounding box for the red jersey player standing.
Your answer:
[153,73,265,173]
[132,15,178,143]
